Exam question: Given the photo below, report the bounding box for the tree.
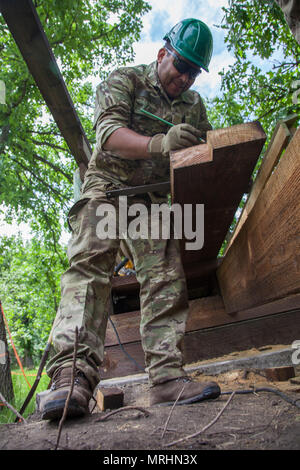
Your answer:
[275,0,300,44]
[0,236,66,365]
[0,300,14,403]
[207,0,300,137]
[0,0,151,252]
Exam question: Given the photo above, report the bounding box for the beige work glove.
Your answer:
[148,123,203,158]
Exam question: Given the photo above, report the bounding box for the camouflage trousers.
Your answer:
[46,180,189,389]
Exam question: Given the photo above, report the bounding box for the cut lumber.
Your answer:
[105,292,300,348]
[96,387,124,411]
[217,128,300,313]
[170,121,266,265]
[264,366,295,382]
[226,116,297,252]
[100,308,300,380]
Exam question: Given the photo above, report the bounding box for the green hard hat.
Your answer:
[163,18,213,72]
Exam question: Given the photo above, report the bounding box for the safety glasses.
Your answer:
[166,47,202,80]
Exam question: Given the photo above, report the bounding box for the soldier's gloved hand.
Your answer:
[148,123,203,158]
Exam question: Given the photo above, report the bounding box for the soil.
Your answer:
[1,367,300,452]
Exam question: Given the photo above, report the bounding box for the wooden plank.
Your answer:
[111,274,138,294]
[217,128,300,313]
[183,309,300,367]
[0,0,91,169]
[105,292,300,347]
[225,118,296,252]
[170,122,266,265]
[100,309,300,379]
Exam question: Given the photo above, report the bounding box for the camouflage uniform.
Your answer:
[46,61,212,389]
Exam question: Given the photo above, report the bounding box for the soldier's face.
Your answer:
[157,47,198,98]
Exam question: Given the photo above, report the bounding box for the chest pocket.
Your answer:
[183,103,201,127]
[132,89,171,136]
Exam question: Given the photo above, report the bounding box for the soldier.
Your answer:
[39,18,221,420]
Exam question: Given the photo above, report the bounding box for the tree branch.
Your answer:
[0,124,10,149]
[6,154,68,204]
[30,138,67,153]
[0,391,27,423]
[166,392,236,447]
[29,129,62,138]
[9,78,29,111]
[32,151,73,183]
[40,207,67,265]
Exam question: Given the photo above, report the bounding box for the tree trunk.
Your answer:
[275,0,300,44]
[0,303,14,404]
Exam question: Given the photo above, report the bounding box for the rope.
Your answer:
[0,300,31,389]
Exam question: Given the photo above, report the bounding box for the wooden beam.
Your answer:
[105,292,300,348]
[225,116,298,252]
[0,0,91,168]
[217,128,300,313]
[101,308,300,379]
[170,122,266,265]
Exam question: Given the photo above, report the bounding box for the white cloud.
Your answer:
[194,49,235,99]
[0,217,32,241]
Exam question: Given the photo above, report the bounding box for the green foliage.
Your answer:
[0,0,150,250]
[0,236,67,363]
[0,368,50,423]
[207,0,300,136]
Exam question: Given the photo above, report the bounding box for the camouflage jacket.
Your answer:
[84,61,212,193]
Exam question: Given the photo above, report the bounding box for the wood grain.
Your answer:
[226,121,292,252]
[217,128,300,313]
[170,122,266,265]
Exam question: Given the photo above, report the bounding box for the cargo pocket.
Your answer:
[67,197,91,233]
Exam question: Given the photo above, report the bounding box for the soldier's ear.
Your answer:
[157,48,168,64]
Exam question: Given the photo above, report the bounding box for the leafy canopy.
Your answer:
[207,0,300,135]
[0,235,67,362]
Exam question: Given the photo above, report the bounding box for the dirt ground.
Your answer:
[1,367,300,452]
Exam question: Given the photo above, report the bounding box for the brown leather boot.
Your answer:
[150,376,221,406]
[37,367,93,420]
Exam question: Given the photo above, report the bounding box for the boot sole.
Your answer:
[41,397,87,421]
[153,384,221,407]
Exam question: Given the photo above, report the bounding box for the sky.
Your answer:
[128,0,233,100]
[0,0,233,242]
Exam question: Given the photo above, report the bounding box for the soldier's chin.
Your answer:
[166,83,185,98]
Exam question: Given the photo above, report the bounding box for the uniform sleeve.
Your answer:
[198,96,213,132]
[93,68,135,149]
